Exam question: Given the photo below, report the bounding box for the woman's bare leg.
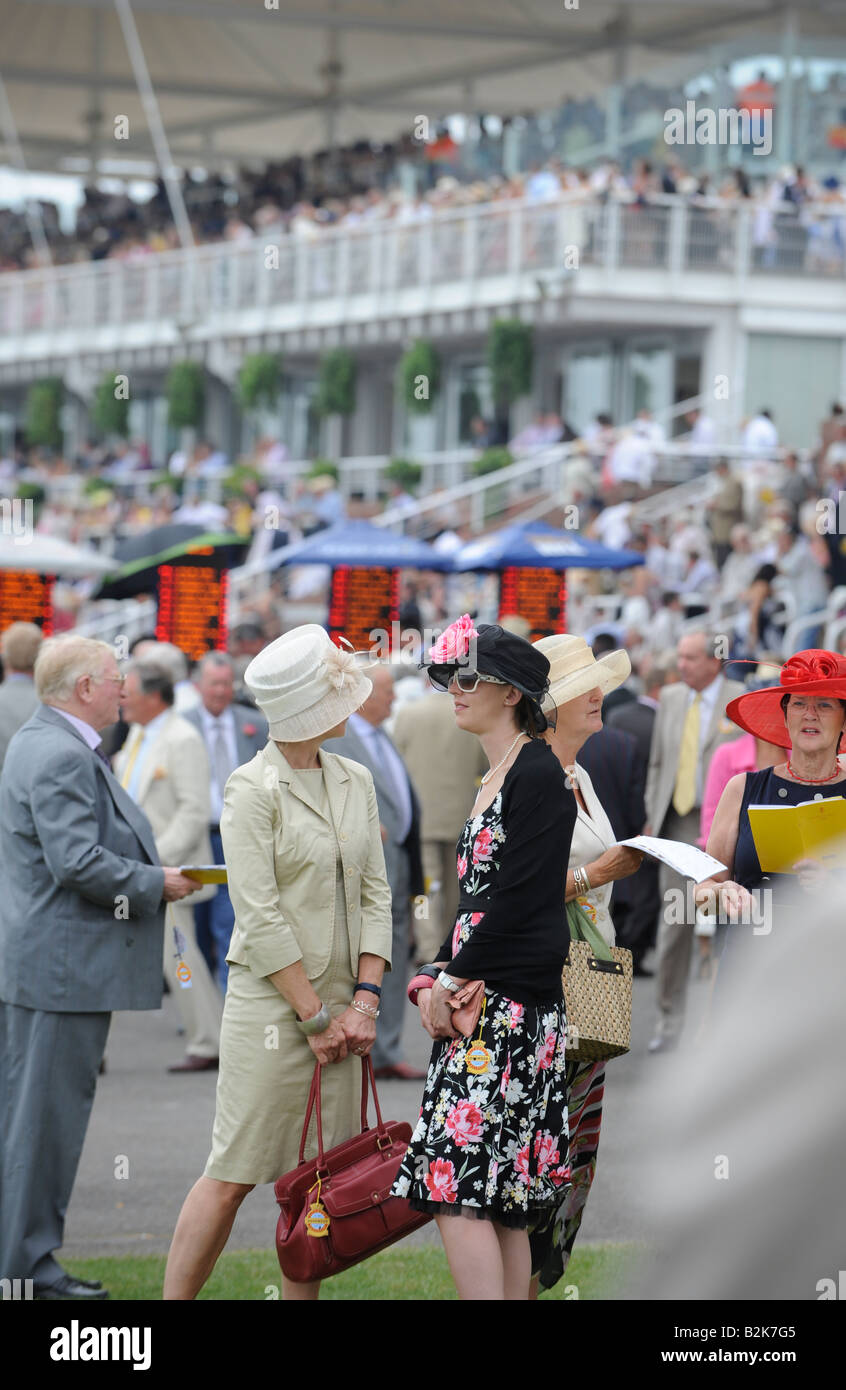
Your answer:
[282,1274,321,1301]
[528,1273,541,1300]
[494,1225,532,1301]
[436,1213,505,1300]
[163,1176,254,1300]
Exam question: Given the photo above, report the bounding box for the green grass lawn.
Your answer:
[65,1242,636,1301]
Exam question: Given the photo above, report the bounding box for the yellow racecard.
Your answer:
[748,797,846,872]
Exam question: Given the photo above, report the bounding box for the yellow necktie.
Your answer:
[120,728,144,791]
[673,693,702,817]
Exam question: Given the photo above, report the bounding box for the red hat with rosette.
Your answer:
[725,649,846,749]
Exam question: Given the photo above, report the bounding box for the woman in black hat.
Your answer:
[391,617,577,1300]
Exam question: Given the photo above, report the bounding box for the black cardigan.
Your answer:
[435,739,577,1005]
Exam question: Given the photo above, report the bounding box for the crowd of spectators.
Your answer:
[3,63,846,273]
[4,400,846,670]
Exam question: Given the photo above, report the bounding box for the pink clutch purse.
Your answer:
[448,980,486,1037]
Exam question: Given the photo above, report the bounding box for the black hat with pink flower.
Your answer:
[423,614,551,731]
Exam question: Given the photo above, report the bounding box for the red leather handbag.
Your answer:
[274,1057,430,1283]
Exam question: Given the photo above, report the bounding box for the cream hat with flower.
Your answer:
[533,634,631,713]
[245,625,371,741]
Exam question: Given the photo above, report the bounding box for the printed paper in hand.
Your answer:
[179,864,228,884]
[619,836,727,882]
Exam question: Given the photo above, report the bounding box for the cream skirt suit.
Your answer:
[204,740,392,1185]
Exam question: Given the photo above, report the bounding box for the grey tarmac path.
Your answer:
[61,949,714,1266]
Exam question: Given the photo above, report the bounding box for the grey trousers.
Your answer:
[653,807,702,1042]
[372,851,411,1070]
[0,1002,110,1282]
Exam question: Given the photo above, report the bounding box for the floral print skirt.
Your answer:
[391,987,570,1229]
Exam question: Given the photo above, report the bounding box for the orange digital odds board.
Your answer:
[328,566,399,652]
[155,558,228,660]
[499,566,566,642]
[0,570,54,633]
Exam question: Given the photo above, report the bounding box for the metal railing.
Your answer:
[2,195,844,339]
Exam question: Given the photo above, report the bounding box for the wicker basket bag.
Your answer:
[563,899,632,1062]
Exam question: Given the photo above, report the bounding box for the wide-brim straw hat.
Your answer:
[726,649,846,749]
[533,634,631,714]
[245,625,372,741]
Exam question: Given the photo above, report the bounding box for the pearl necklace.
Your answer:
[480,733,527,787]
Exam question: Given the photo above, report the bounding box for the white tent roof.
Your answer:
[3,0,844,172]
[0,533,115,575]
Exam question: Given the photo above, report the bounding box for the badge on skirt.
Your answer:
[465,1042,491,1074]
[465,996,490,1074]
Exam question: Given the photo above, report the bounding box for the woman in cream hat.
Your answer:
[164,625,393,1301]
[527,633,644,1296]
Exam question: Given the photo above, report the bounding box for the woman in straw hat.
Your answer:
[689,649,846,921]
[164,626,392,1301]
[525,633,645,1296]
[393,617,577,1301]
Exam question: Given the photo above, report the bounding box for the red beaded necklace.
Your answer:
[786,759,843,784]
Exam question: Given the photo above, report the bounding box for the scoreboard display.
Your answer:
[155,551,228,659]
[328,566,399,652]
[498,566,566,642]
[0,570,54,633]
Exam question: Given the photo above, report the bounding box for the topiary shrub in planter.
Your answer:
[384,458,423,492]
[24,378,63,450]
[306,458,340,481]
[470,446,513,477]
[487,319,533,414]
[166,360,206,430]
[398,340,441,415]
[470,447,513,522]
[237,353,281,412]
[92,370,130,439]
[314,349,357,418]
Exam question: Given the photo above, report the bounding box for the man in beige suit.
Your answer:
[392,684,488,962]
[115,659,222,1072]
[644,631,744,1052]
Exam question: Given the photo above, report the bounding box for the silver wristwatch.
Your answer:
[296,1003,331,1036]
[437,971,461,993]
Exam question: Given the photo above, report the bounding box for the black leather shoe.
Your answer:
[34,1275,109,1300]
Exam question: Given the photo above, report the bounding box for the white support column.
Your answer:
[604,7,631,162]
[0,72,52,266]
[113,0,194,252]
[777,5,799,166]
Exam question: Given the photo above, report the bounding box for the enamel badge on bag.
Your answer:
[305,1175,330,1237]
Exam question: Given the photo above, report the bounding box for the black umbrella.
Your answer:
[95,524,250,600]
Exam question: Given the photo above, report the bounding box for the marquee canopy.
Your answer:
[2,0,843,174]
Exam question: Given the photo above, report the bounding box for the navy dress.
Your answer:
[734,767,846,891]
[717,767,846,967]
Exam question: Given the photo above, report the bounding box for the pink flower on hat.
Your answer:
[428,614,478,664]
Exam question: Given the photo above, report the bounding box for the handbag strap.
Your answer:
[297,1056,389,1166]
[567,898,614,962]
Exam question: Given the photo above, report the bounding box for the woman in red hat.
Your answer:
[692,650,846,917]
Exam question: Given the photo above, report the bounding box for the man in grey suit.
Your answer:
[183,651,268,992]
[0,635,201,1299]
[644,631,744,1052]
[324,664,425,1080]
[0,621,42,772]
